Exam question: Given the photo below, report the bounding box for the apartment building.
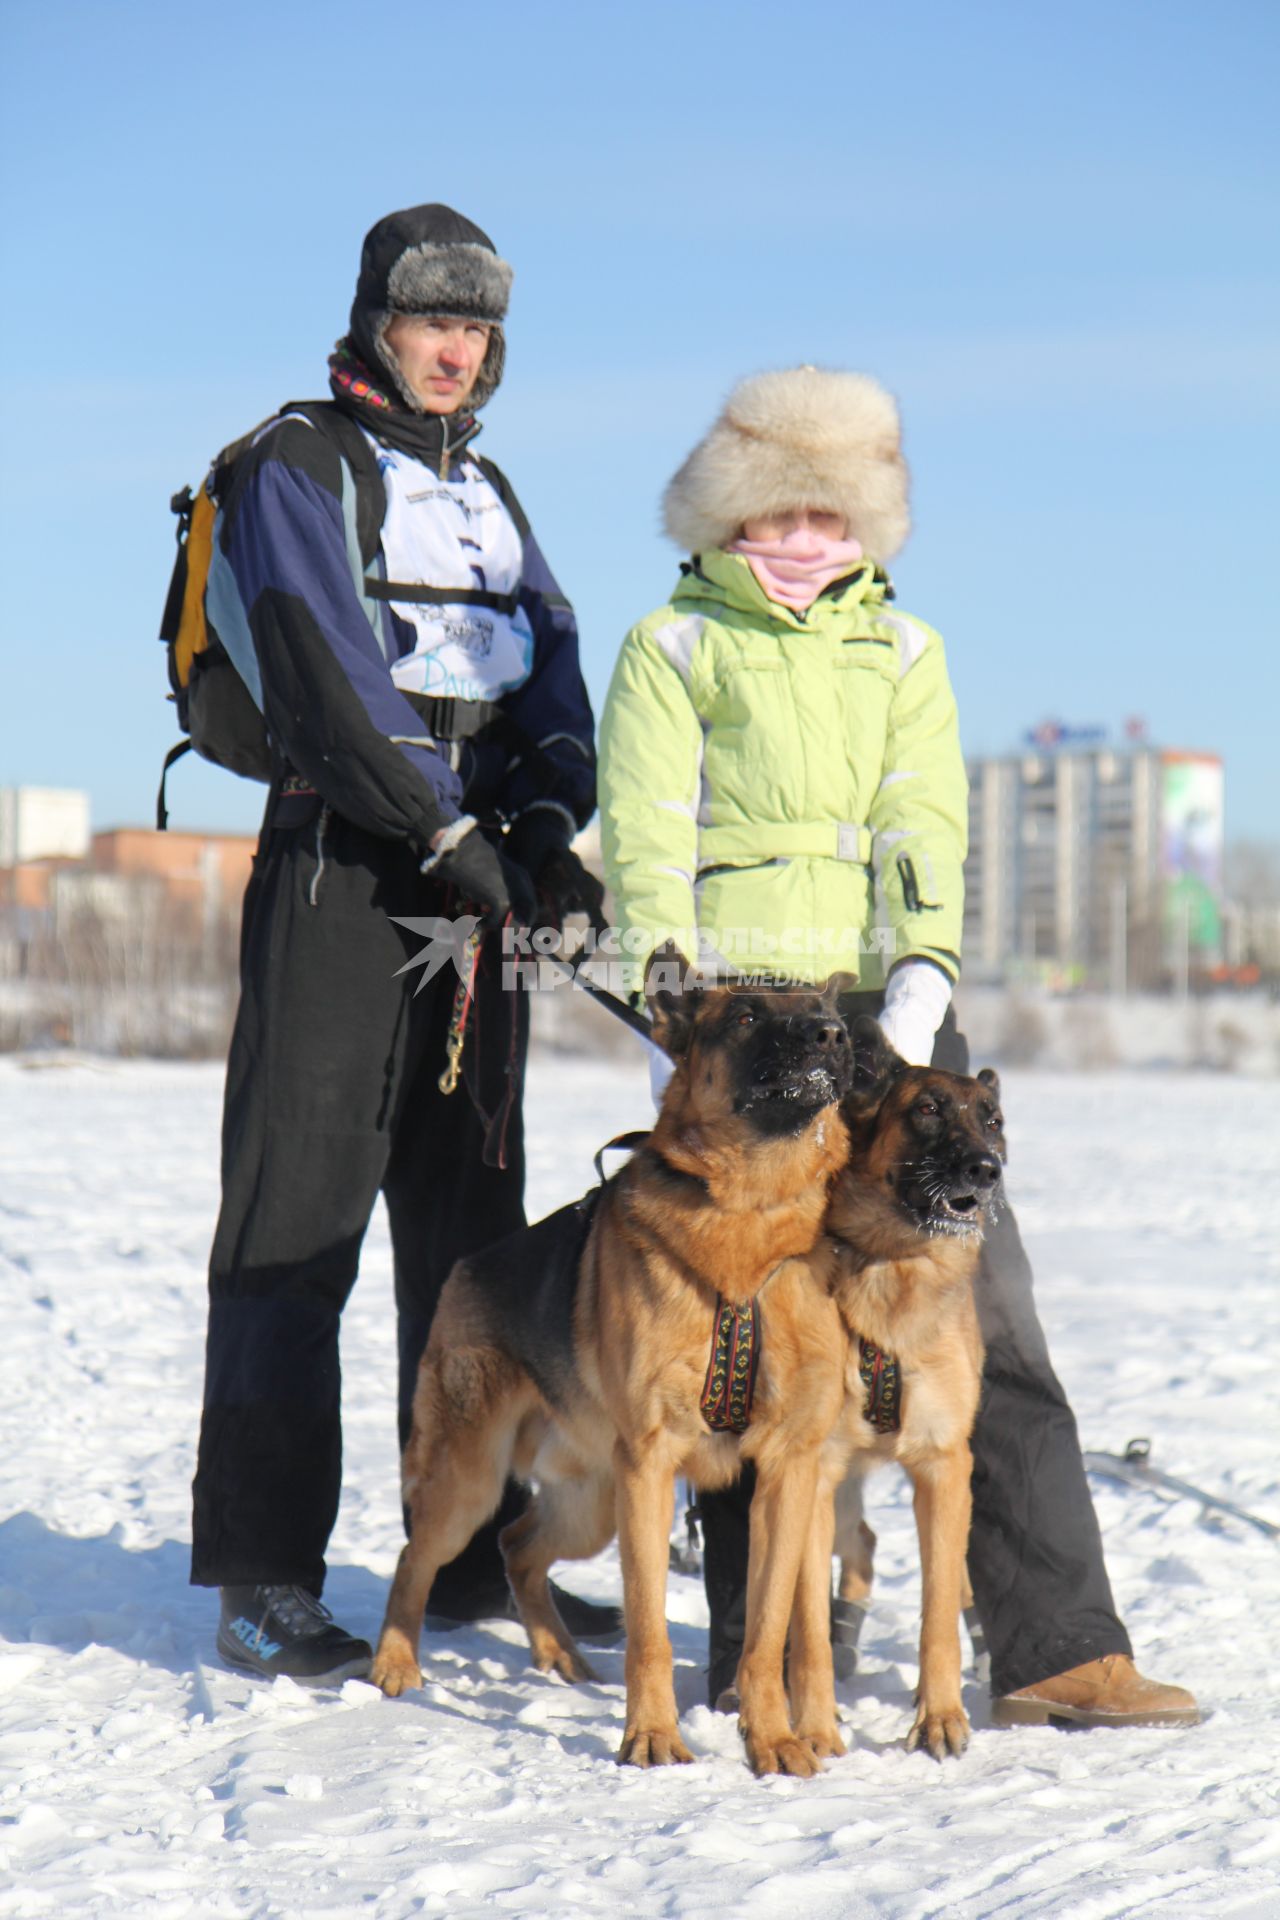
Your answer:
[963,732,1223,989]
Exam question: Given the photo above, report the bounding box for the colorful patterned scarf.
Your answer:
[327,338,481,471]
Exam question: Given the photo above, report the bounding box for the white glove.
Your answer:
[877,961,953,1067]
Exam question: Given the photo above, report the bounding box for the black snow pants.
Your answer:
[190,807,528,1595]
[700,996,1133,1700]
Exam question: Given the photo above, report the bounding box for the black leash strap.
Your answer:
[592,1130,651,1185]
[547,950,655,1043]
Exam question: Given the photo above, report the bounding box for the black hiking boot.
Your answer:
[708,1638,742,1713]
[217,1584,372,1684]
[424,1577,623,1645]
[709,1592,867,1709]
[831,1594,871,1681]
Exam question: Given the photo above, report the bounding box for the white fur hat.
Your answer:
[662,366,911,559]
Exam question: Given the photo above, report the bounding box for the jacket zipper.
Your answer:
[897,854,941,914]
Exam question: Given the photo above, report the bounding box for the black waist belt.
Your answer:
[401,691,503,742]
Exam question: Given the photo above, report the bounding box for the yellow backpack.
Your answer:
[156,402,384,826]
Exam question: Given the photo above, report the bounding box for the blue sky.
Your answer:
[1,0,1276,839]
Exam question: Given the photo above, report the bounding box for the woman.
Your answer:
[598,366,1198,1730]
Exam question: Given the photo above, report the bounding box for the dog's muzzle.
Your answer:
[746,1017,852,1111]
[916,1153,1003,1236]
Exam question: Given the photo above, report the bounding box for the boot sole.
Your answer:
[992,1695,1202,1729]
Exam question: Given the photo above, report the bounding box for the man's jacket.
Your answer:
[215,413,595,851]
[598,549,966,988]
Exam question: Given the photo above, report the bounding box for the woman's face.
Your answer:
[741,507,849,543]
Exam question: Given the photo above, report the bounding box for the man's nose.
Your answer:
[436,330,467,366]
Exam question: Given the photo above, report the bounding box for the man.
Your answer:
[191,202,616,1681]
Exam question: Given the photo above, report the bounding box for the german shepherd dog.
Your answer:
[785,1019,1006,1763]
[371,954,853,1775]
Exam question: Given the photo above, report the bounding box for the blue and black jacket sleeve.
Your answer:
[220,417,463,854]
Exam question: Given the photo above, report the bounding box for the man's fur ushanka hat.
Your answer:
[350,202,513,413]
[662,366,911,560]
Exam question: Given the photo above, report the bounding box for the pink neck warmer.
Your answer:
[728,529,865,610]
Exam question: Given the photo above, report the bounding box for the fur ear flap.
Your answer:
[644,942,704,1058]
[845,1014,907,1110]
[977,1067,1002,1102]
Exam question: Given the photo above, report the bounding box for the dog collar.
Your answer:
[858,1337,902,1433]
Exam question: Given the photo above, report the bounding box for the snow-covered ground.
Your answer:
[1,1053,1278,1919]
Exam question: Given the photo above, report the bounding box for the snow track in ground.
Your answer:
[1,1057,1278,1917]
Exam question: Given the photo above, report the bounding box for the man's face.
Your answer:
[382,313,491,414]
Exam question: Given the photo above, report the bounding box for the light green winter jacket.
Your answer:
[598,548,967,991]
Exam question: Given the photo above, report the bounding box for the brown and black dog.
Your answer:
[785,1018,1006,1763]
[371,953,853,1775]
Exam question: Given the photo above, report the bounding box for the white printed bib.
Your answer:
[370,439,535,703]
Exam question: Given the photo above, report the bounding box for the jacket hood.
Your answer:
[663,366,911,562]
[349,203,513,414]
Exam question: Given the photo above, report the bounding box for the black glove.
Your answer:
[496,850,538,929]
[504,808,569,878]
[505,811,606,932]
[537,846,607,932]
[433,828,536,929]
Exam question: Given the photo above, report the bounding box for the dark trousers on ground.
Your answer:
[699,998,1133,1700]
[191,811,528,1596]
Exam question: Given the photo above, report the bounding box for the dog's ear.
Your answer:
[844,1014,907,1111]
[820,970,857,1015]
[976,1066,1006,1158]
[644,941,703,1058]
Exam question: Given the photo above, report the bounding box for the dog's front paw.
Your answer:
[741,1724,824,1778]
[907,1703,970,1760]
[617,1725,694,1767]
[796,1723,847,1762]
[370,1643,422,1698]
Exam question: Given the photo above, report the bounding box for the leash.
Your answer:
[546,947,656,1042]
[1084,1438,1280,1542]
[437,922,486,1096]
[592,1130,652,1184]
[438,926,654,1097]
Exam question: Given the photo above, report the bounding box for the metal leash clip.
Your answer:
[437,924,485,1095]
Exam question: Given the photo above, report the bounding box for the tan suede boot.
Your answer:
[992,1654,1201,1728]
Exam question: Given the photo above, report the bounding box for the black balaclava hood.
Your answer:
[348,202,512,415]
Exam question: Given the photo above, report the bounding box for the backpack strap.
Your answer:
[155,740,192,831]
[473,453,574,617]
[472,453,532,546]
[279,400,385,569]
